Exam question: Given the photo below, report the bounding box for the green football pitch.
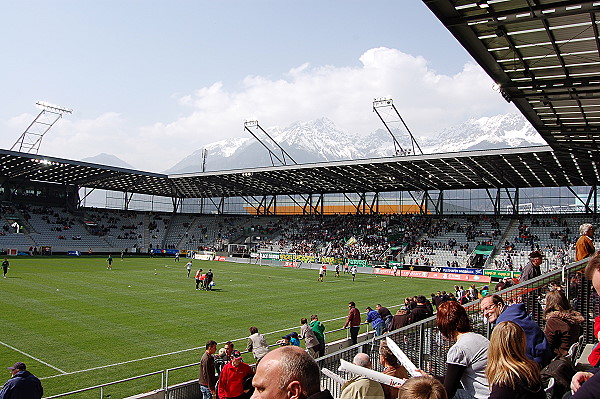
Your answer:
[0,256,453,398]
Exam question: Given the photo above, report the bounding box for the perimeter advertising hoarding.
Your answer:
[431,267,483,275]
[483,269,522,279]
[348,259,368,267]
[258,252,344,265]
[373,268,491,283]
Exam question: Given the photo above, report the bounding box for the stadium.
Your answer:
[2,0,600,398]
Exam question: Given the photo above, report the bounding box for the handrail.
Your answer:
[43,370,164,399]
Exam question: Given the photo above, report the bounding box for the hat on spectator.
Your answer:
[529,250,543,259]
[8,362,26,371]
[232,350,242,360]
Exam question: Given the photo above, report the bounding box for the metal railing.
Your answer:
[43,370,164,399]
[315,258,593,398]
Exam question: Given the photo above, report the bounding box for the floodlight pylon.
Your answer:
[244,120,297,166]
[11,102,73,154]
[373,98,423,156]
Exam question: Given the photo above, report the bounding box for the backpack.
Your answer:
[541,356,576,399]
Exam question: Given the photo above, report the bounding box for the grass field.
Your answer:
[0,256,453,398]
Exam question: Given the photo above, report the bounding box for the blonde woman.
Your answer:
[486,321,544,399]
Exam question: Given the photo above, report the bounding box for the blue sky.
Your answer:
[0,1,518,172]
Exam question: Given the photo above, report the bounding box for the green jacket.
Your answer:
[309,320,325,342]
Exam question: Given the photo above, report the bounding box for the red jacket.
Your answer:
[218,361,253,399]
[344,307,361,328]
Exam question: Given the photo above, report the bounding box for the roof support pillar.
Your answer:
[343,193,360,214]
[123,192,134,211]
[371,192,379,214]
[207,197,225,214]
[171,197,182,213]
[586,186,597,214]
[266,195,276,215]
[78,187,96,208]
[503,188,518,215]
[567,186,593,213]
[485,188,501,216]
[240,196,260,215]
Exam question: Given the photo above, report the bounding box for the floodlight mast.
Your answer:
[373,98,423,156]
[243,120,297,166]
[11,101,73,155]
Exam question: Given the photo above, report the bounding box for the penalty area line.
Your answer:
[0,340,66,374]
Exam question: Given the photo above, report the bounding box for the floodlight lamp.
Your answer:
[35,101,73,114]
[477,1,490,8]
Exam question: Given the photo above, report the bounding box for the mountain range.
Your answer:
[82,113,546,174]
[162,113,546,174]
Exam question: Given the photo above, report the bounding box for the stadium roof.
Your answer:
[423,0,600,154]
[2,146,599,199]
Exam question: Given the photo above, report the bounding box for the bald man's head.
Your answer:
[352,353,372,369]
[252,346,321,399]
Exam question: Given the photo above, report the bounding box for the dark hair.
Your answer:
[348,301,355,307]
[249,326,259,334]
[487,294,505,307]
[379,345,399,366]
[436,301,471,339]
[278,346,320,396]
[301,318,308,324]
[366,306,372,311]
[206,340,217,349]
[225,341,233,348]
[585,252,600,280]
[544,290,571,317]
[417,295,426,304]
[310,314,318,320]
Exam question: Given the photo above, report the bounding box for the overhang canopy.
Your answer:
[423,0,600,154]
[1,146,598,199]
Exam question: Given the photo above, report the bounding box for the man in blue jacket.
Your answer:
[481,294,551,366]
[0,362,43,399]
[365,306,385,336]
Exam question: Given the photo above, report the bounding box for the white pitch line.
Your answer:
[0,340,66,374]
[41,345,204,380]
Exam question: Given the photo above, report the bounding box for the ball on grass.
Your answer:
[128,285,131,288]
[56,289,59,291]
[154,272,157,275]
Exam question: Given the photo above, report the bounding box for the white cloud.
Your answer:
[1,47,516,173]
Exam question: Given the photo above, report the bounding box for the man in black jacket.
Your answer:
[0,362,43,399]
[410,296,433,323]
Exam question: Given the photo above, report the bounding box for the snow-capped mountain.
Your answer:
[163,113,546,174]
[422,113,546,153]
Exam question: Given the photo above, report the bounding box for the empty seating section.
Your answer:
[84,209,144,249]
[166,215,254,251]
